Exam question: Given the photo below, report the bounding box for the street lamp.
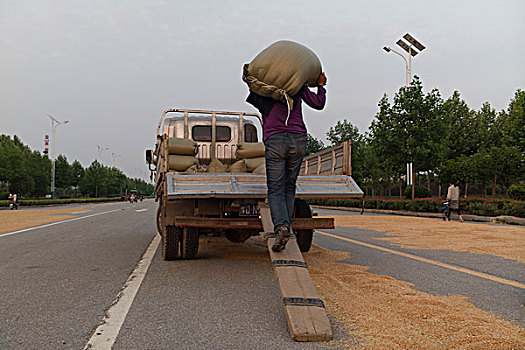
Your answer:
[383,33,426,87]
[97,145,109,164]
[46,114,69,199]
[383,33,426,200]
[111,152,122,168]
[383,46,410,87]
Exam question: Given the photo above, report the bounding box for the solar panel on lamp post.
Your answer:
[383,33,426,200]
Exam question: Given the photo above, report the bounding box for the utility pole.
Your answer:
[383,33,426,200]
[97,145,109,164]
[111,152,121,168]
[46,114,69,199]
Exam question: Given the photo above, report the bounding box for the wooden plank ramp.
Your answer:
[259,203,332,342]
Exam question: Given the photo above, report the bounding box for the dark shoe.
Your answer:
[272,226,292,252]
[264,232,276,239]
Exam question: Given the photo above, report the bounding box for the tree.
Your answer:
[306,133,325,155]
[500,89,525,154]
[102,167,127,197]
[55,154,73,190]
[368,77,444,198]
[79,161,105,197]
[326,119,361,145]
[0,135,51,196]
[30,151,51,196]
[437,92,478,195]
[497,89,525,195]
[71,160,85,189]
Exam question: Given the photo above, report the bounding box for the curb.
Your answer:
[311,205,525,226]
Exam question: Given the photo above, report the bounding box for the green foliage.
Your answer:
[326,119,361,145]
[325,119,369,188]
[71,160,84,188]
[509,182,525,200]
[0,135,51,196]
[0,134,153,198]
[0,192,10,200]
[55,154,73,189]
[306,134,325,156]
[306,198,525,218]
[350,80,524,199]
[78,161,154,197]
[404,185,432,199]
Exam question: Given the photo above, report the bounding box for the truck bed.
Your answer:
[166,174,362,199]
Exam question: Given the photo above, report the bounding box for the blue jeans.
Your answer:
[264,132,307,233]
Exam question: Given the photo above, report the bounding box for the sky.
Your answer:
[1,0,524,181]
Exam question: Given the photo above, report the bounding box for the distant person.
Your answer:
[8,193,18,210]
[246,72,327,252]
[446,181,463,222]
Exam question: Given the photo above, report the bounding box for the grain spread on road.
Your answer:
[0,209,83,233]
[325,215,525,263]
[305,244,525,349]
[200,237,525,349]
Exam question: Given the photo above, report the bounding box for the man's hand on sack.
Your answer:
[318,72,327,86]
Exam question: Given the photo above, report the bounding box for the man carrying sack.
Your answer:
[243,40,327,251]
[246,72,327,251]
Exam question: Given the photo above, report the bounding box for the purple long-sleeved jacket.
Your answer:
[246,86,326,141]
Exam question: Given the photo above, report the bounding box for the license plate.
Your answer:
[239,204,260,217]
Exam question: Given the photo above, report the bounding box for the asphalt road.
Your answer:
[315,209,525,326]
[0,202,523,349]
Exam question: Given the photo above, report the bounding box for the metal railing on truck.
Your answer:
[300,141,353,176]
[156,108,262,160]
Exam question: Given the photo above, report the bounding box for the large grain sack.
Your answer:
[184,164,199,173]
[207,158,226,173]
[229,160,248,173]
[168,137,198,155]
[252,164,266,174]
[168,155,198,171]
[244,157,265,172]
[242,40,322,110]
[235,142,265,159]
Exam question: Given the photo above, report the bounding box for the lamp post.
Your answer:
[382,46,410,87]
[383,33,426,200]
[97,145,109,164]
[111,152,122,168]
[46,114,69,199]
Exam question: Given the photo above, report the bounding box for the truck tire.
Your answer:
[294,199,313,252]
[162,225,180,261]
[180,227,199,259]
[156,205,162,235]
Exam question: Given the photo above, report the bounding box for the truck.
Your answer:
[145,108,363,261]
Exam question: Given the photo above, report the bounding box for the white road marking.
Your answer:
[84,234,161,349]
[0,209,122,238]
[135,209,148,213]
